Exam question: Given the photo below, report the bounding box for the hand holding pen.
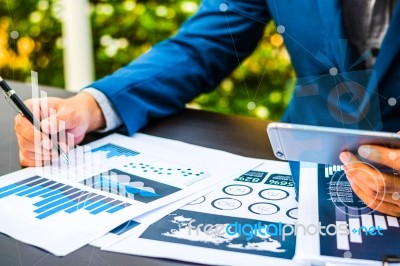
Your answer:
[1,76,106,166]
[0,76,69,163]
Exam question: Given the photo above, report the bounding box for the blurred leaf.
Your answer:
[0,0,295,121]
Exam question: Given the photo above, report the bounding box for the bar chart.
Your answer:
[90,144,140,159]
[324,164,344,178]
[0,175,130,220]
[81,169,181,203]
[318,165,400,260]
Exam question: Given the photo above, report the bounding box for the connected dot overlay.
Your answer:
[247,101,256,110]
[392,192,400,201]
[329,67,338,76]
[343,251,352,258]
[388,97,397,106]
[10,30,19,39]
[219,3,228,12]
[277,25,285,34]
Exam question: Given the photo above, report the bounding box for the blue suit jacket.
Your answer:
[90,0,400,135]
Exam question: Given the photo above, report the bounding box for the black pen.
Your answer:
[0,76,69,163]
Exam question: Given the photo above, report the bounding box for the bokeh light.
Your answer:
[0,0,295,121]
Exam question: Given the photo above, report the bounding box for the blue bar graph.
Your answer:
[90,200,118,214]
[0,176,46,198]
[0,176,131,219]
[39,185,70,198]
[107,204,126,214]
[34,190,85,213]
[65,194,105,213]
[37,200,79,219]
[85,201,106,211]
[85,197,114,211]
[0,176,40,194]
[26,182,60,198]
[34,188,79,207]
[16,180,52,196]
[36,192,91,219]
[90,143,140,159]
[0,185,36,198]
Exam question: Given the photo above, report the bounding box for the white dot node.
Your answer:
[388,97,397,106]
[389,152,397,161]
[392,192,400,201]
[10,30,19,40]
[219,3,228,12]
[247,101,256,110]
[343,251,352,259]
[277,25,285,34]
[329,67,338,76]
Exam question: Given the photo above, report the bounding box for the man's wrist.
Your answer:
[82,87,123,132]
[74,92,106,132]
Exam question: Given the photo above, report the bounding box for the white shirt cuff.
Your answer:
[83,87,123,132]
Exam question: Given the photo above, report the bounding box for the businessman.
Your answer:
[14,0,400,216]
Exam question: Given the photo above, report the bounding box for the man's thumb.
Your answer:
[40,112,76,134]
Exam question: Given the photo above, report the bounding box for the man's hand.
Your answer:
[339,144,400,217]
[14,92,106,166]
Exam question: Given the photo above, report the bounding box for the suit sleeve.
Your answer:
[89,0,270,135]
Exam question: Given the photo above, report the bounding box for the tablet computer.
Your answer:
[267,122,400,165]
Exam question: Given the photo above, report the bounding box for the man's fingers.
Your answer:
[340,151,386,193]
[358,145,400,171]
[350,182,400,217]
[340,151,399,193]
[349,177,400,206]
[15,97,83,167]
[16,134,59,156]
[15,117,58,152]
[14,113,51,147]
[19,149,53,161]
[14,114,36,143]
[341,151,400,216]
[41,115,69,135]
[40,106,80,135]
[19,151,52,167]
[15,109,72,151]
[23,98,48,120]
[19,151,34,167]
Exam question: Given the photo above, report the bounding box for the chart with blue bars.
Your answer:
[318,164,400,261]
[90,143,140,159]
[81,169,181,204]
[0,176,130,220]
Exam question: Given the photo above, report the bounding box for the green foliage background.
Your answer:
[0,0,295,121]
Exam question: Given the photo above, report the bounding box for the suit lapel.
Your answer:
[316,0,352,69]
[317,1,400,88]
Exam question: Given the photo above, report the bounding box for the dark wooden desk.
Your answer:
[0,82,275,265]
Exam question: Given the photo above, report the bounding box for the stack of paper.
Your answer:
[102,161,300,266]
[295,162,400,266]
[1,133,397,265]
[0,133,259,256]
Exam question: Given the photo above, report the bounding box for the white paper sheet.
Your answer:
[295,162,400,266]
[103,161,301,266]
[90,133,266,248]
[0,133,259,256]
[89,183,226,248]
